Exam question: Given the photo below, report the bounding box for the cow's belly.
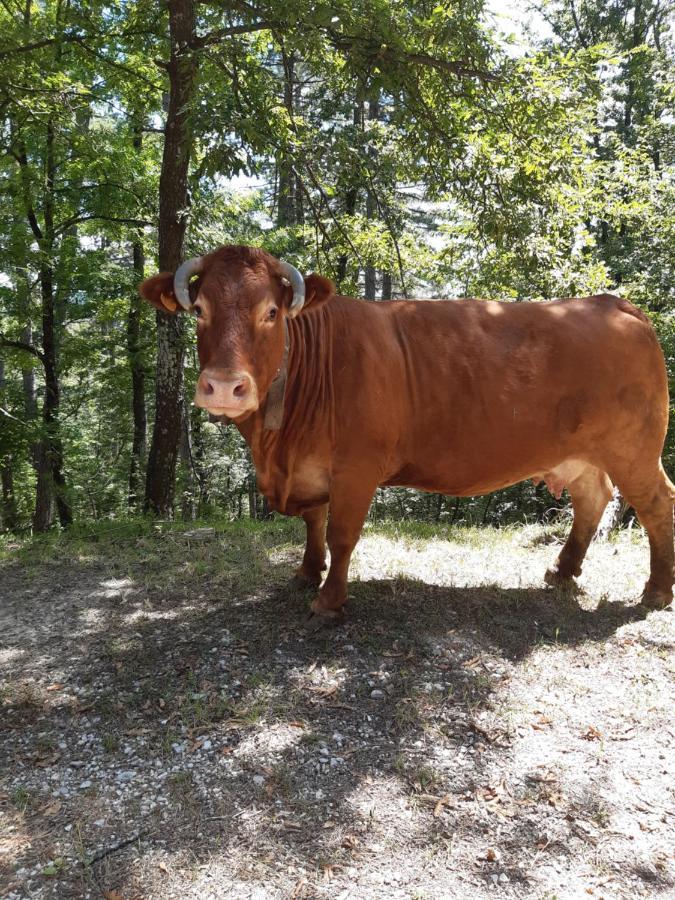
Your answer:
[384,457,589,498]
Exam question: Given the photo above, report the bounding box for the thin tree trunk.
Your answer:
[34,119,72,531]
[336,101,363,287]
[364,95,379,299]
[277,50,296,227]
[191,403,209,513]
[0,360,18,531]
[248,476,257,519]
[381,272,392,300]
[179,397,196,520]
[145,0,198,517]
[128,235,147,508]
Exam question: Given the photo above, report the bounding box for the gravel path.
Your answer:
[1,521,674,898]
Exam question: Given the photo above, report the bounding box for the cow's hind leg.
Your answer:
[311,478,377,619]
[545,464,613,586]
[293,504,328,588]
[614,463,674,609]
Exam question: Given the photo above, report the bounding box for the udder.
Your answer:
[531,458,587,499]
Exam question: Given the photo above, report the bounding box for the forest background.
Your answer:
[0,0,673,533]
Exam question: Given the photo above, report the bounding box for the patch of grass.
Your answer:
[404,763,444,794]
[11,786,33,811]
[266,763,295,798]
[101,733,120,753]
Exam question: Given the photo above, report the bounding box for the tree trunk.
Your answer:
[248,476,257,519]
[277,50,296,227]
[381,271,392,300]
[127,114,147,510]
[336,102,363,288]
[128,236,147,509]
[179,397,197,520]
[34,119,72,531]
[0,360,18,531]
[364,96,379,299]
[145,0,198,517]
[191,403,209,513]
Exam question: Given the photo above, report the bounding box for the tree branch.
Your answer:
[0,31,85,59]
[54,215,155,236]
[0,335,45,364]
[326,31,499,82]
[8,146,44,243]
[193,20,272,48]
[75,39,161,89]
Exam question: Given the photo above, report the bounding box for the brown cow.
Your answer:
[140,245,674,619]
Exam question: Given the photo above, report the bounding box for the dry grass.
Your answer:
[1,519,673,898]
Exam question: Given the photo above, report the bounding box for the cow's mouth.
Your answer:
[196,401,258,420]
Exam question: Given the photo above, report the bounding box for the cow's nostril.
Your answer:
[233,381,247,399]
[203,379,215,396]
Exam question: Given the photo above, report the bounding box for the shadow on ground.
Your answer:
[1,523,672,898]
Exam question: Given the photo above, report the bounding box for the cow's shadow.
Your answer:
[276,572,648,661]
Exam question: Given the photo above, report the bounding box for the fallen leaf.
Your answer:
[46,683,65,692]
[463,655,482,670]
[34,753,60,768]
[531,715,553,730]
[582,725,602,741]
[434,794,453,817]
[103,891,124,900]
[290,876,308,898]
[158,861,168,873]
[41,801,62,817]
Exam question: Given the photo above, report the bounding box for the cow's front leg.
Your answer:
[311,480,376,619]
[293,504,328,588]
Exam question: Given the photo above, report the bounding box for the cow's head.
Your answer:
[139,246,335,421]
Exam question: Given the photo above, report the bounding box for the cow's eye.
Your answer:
[193,304,203,318]
[267,307,278,322]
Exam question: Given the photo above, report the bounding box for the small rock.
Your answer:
[499,873,509,883]
[370,689,385,700]
[252,775,265,787]
[79,780,92,789]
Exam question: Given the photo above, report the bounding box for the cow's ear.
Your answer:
[139,272,186,314]
[303,274,335,310]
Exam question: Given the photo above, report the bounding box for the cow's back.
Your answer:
[322,293,668,496]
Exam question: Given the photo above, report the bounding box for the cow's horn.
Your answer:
[173,256,204,310]
[280,261,305,317]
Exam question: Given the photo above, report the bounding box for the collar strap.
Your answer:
[263,321,290,431]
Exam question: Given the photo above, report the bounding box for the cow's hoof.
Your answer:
[305,608,345,632]
[544,567,576,588]
[289,571,322,591]
[640,586,673,610]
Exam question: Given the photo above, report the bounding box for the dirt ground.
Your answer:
[1,518,674,900]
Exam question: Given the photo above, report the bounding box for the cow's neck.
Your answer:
[235,305,334,508]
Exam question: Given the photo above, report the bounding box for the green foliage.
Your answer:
[1,0,674,531]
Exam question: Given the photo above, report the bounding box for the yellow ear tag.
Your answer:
[160,293,178,312]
